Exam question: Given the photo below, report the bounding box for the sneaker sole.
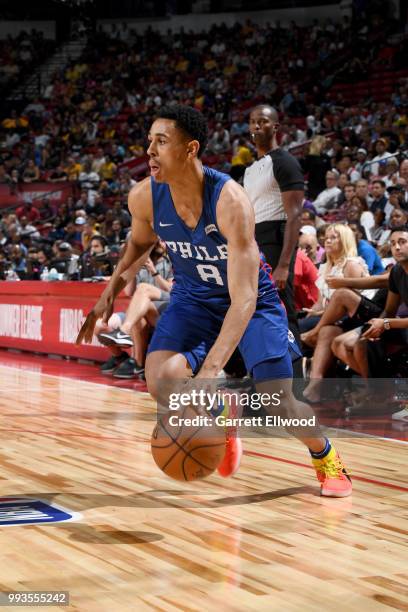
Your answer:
[98,334,133,347]
[320,487,352,498]
[113,372,138,379]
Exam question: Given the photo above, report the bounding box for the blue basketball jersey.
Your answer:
[151,166,278,306]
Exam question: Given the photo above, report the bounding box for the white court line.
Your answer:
[329,426,408,446]
[0,363,407,445]
[0,362,150,396]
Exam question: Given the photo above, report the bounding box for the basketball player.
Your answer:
[245,105,303,357]
[77,105,351,497]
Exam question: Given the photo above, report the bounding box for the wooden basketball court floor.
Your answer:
[0,352,407,611]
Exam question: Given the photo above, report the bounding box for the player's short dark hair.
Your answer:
[390,225,408,236]
[156,104,208,158]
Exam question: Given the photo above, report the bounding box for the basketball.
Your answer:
[151,405,226,481]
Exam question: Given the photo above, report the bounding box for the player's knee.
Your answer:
[145,370,158,399]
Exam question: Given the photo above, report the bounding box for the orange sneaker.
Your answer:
[217,434,243,478]
[216,391,243,478]
[312,447,352,497]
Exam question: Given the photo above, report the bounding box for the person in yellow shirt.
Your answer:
[98,154,117,181]
[63,156,82,181]
[231,137,254,166]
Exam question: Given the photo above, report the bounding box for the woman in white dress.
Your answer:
[300,224,372,401]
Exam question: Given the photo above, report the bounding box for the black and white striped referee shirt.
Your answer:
[243,149,304,224]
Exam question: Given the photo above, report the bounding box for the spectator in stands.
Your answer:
[313,170,341,215]
[370,138,395,175]
[64,156,82,181]
[9,245,27,279]
[337,156,360,183]
[39,197,56,221]
[355,178,373,207]
[105,219,127,246]
[355,148,368,176]
[111,199,131,228]
[19,216,41,241]
[300,209,317,229]
[301,136,331,200]
[15,199,40,223]
[207,123,230,154]
[230,113,249,138]
[294,248,319,311]
[78,159,100,190]
[346,195,374,237]
[370,209,388,246]
[342,183,356,207]
[299,231,320,266]
[370,180,392,218]
[50,242,80,279]
[348,222,385,275]
[80,221,99,251]
[97,240,173,378]
[333,226,408,382]
[0,165,11,184]
[387,184,406,211]
[22,160,40,183]
[48,164,68,182]
[300,224,372,401]
[80,236,113,279]
[64,221,83,251]
[98,154,117,181]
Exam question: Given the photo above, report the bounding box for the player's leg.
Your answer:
[253,356,352,497]
[240,304,351,497]
[145,350,191,401]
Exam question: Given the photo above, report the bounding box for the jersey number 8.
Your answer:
[196,264,224,286]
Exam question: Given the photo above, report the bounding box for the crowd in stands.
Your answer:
[0,9,407,385]
[0,29,55,98]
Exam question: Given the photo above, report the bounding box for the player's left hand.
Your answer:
[273,265,289,290]
[361,318,385,340]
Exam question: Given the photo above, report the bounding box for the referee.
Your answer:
[244,104,304,365]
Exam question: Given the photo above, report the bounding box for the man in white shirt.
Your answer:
[313,171,341,215]
[370,138,398,175]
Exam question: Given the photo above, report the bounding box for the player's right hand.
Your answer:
[76,295,114,345]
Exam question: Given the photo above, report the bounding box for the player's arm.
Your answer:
[273,151,304,289]
[76,179,157,344]
[196,182,259,378]
[327,272,389,290]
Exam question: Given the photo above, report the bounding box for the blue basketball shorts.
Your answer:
[147,295,301,377]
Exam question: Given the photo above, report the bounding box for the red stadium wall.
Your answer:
[0,281,129,361]
[0,182,74,209]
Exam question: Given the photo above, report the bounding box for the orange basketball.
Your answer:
[151,405,226,481]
